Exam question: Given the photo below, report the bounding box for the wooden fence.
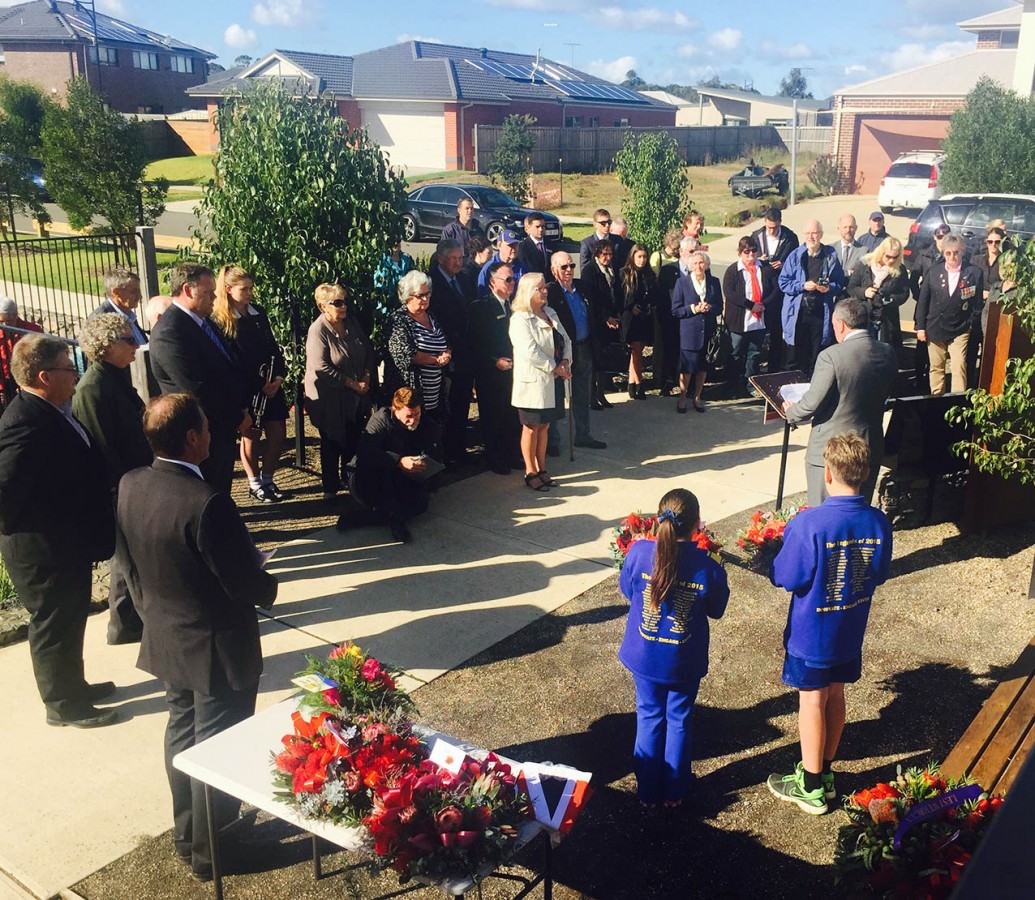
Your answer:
[473,124,834,173]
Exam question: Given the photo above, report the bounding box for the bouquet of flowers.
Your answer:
[609,511,722,570]
[735,505,806,573]
[295,641,416,719]
[834,763,1003,898]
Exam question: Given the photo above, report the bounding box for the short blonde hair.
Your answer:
[314,283,346,307]
[867,236,903,276]
[511,272,545,314]
[824,433,870,489]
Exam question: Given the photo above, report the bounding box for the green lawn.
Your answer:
[144,155,215,186]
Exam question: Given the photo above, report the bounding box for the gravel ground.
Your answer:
[69,499,1035,900]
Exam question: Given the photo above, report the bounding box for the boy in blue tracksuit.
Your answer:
[766,433,892,815]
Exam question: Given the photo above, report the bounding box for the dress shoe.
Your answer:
[546,446,560,458]
[598,396,614,409]
[676,397,688,414]
[590,400,603,411]
[628,383,636,399]
[635,385,647,400]
[389,518,412,543]
[107,629,142,646]
[47,705,118,728]
[85,681,116,702]
[574,438,607,449]
[264,482,286,501]
[249,483,279,503]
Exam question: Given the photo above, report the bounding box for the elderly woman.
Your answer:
[385,270,452,417]
[620,243,662,399]
[509,272,571,491]
[0,296,43,410]
[72,312,152,644]
[848,237,910,347]
[304,283,374,497]
[211,265,288,503]
[671,250,720,412]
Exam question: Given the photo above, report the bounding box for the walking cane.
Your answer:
[565,374,575,462]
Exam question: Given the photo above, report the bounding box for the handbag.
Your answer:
[706,314,732,369]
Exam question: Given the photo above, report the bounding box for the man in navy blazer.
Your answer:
[119,393,277,880]
[516,212,554,283]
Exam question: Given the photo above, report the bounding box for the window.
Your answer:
[170,55,195,74]
[132,50,159,71]
[588,116,599,127]
[564,116,582,128]
[417,186,451,204]
[89,45,118,66]
[613,117,630,127]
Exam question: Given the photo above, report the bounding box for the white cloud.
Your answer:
[252,0,314,27]
[397,33,446,45]
[599,6,695,32]
[583,55,638,84]
[880,39,971,72]
[224,23,258,49]
[676,44,697,59]
[898,23,952,41]
[844,63,868,77]
[98,0,126,13]
[709,28,741,52]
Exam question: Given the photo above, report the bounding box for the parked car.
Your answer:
[903,193,1035,271]
[402,183,562,244]
[877,151,944,213]
[728,164,788,198]
[0,155,49,202]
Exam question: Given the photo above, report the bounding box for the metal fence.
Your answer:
[474,124,787,174]
[0,232,138,340]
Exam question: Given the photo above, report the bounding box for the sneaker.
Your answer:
[264,482,285,501]
[766,763,828,815]
[821,772,836,802]
[249,484,279,503]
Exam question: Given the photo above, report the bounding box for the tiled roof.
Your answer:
[0,0,214,57]
[834,48,1017,97]
[276,49,354,94]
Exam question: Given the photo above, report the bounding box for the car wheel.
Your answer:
[880,206,893,215]
[485,221,505,243]
[402,214,417,243]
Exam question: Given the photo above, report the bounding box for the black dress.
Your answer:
[233,304,288,421]
[621,271,657,345]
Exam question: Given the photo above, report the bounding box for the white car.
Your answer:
[878,150,944,213]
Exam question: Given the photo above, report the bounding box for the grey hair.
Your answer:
[435,238,462,258]
[103,266,139,298]
[833,297,870,330]
[10,333,68,388]
[397,270,432,304]
[0,296,18,317]
[78,312,131,360]
[689,250,710,267]
[679,236,700,253]
[941,234,965,252]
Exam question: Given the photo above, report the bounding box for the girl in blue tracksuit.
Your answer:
[619,488,729,806]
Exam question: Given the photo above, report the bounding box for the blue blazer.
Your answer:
[671,272,721,352]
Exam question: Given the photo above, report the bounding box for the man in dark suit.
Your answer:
[91,267,148,345]
[0,334,117,727]
[752,207,799,372]
[148,262,251,494]
[548,251,607,450]
[516,212,554,283]
[834,215,866,289]
[429,239,477,465]
[119,393,277,880]
[783,297,898,506]
[579,208,614,270]
[609,218,634,271]
[915,234,982,397]
[470,261,521,474]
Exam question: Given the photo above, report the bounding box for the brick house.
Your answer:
[832,2,1034,193]
[187,42,675,172]
[0,0,214,114]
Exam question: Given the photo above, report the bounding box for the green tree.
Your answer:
[40,77,167,235]
[194,79,407,377]
[778,68,813,99]
[621,69,647,90]
[613,131,691,254]
[488,114,536,204]
[941,77,1035,194]
[0,77,52,228]
[233,55,253,68]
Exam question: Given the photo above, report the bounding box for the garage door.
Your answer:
[854,117,949,193]
[359,101,445,173]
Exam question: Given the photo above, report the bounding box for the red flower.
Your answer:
[361,658,384,682]
[435,805,464,833]
[472,805,493,828]
[322,687,341,707]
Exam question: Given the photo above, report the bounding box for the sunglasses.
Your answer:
[325,299,347,308]
[884,254,900,261]
[558,263,575,270]
[117,336,139,345]
[986,239,1002,245]
[596,219,612,226]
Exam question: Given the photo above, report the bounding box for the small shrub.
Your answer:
[0,557,18,610]
[806,154,840,196]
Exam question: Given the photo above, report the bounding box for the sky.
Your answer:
[7,0,1014,98]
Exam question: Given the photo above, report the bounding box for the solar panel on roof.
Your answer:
[551,80,647,104]
[467,59,537,81]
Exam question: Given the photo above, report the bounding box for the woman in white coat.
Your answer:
[509,273,571,491]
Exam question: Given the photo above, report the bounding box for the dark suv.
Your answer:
[402,183,562,244]
[904,193,1035,270]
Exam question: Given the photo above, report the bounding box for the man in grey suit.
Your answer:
[834,215,866,290]
[783,297,897,506]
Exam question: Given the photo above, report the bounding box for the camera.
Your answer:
[816,275,830,287]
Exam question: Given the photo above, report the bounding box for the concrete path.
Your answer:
[0,391,811,899]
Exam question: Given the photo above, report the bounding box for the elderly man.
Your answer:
[119,393,277,880]
[0,334,117,727]
[751,208,798,372]
[149,263,252,494]
[92,267,147,345]
[0,297,43,410]
[780,219,844,377]
[145,295,173,328]
[470,261,521,474]
[834,215,866,286]
[440,195,483,261]
[858,211,889,254]
[783,297,897,506]
[548,250,607,452]
[477,228,525,295]
[517,212,554,283]
[579,208,614,270]
[915,234,982,396]
[348,387,442,543]
[610,216,633,270]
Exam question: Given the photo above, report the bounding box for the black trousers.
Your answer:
[476,369,519,468]
[444,371,475,464]
[765,299,786,372]
[107,519,143,643]
[794,313,825,377]
[318,421,364,493]
[653,308,679,389]
[200,431,237,495]
[2,552,93,717]
[350,465,430,523]
[165,682,256,873]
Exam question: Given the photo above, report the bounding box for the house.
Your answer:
[0,0,214,114]
[831,1,1035,193]
[187,42,676,173]
[686,86,831,128]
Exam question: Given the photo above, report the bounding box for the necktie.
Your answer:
[538,241,546,264]
[449,277,461,297]
[747,265,762,318]
[201,318,231,360]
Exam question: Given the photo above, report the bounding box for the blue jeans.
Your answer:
[730,329,766,383]
[632,675,701,804]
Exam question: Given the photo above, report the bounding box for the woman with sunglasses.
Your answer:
[847,237,909,348]
[304,283,374,496]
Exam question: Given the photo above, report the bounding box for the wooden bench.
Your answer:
[942,636,1035,794]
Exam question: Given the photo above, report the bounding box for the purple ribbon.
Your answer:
[892,784,983,849]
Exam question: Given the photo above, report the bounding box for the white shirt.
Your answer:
[156,456,204,479]
[737,259,766,332]
[172,299,204,327]
[947,267,962,295]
